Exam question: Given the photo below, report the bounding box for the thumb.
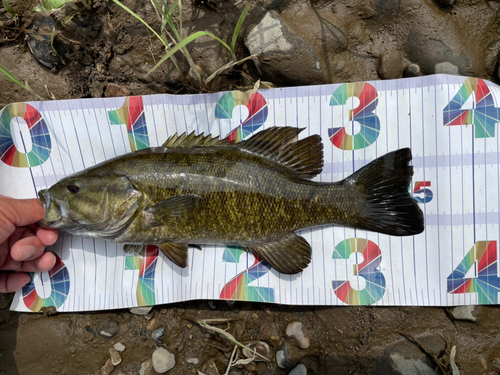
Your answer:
[0,197,45,227]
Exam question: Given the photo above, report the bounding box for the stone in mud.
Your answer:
[450,305,481,322]
[286,321,310,349]
[289,363,307,375]
[130,306,153,316]
[152,327,166,343]
[377,51,404,79]
[100,358,114,375]
[152,347,176,373]
[435,62,459,75]
[244,11,324,86]
[376,335,446,375]
[403,64,421,77]
[140,359,155,375]
[98,317,120,338]
[276,341,296,370]
[26,16,68,70]
[114,342,126,352]
[109,347,122,366]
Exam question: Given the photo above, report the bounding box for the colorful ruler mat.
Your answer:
[2,74,500,312]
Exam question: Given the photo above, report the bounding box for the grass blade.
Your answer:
[112,0,168,49]
[148,31,232,74]
[231,0,252,54]
[0,64,43,100]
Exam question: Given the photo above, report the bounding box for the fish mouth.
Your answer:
[36,189,63,228]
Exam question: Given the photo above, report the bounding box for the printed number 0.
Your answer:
[332,238,386,305]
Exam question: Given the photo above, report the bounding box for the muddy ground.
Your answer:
[1,0,500,374]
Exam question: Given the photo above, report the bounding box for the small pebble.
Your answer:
[435,62,459,75]
[114,342,126,352]
[130,306,153,316]
[140,359,154,375]
[289,363,307,375]
[98,317,120,338]
[242,341,271,362]
[403,64,421,77]
[152,327,166,343]
[145,312,154,320]
[100,358,114,375]
[252,312,259,319]
[270,335,279,342]
[276,342,295,370]
[109,347,122,366]
[451,305,480,322]
[152,347,176,373]
[286,321,310,349]
[186,358,199,365]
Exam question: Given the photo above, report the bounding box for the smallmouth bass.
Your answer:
[37,127,424,274]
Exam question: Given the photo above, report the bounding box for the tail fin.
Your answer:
[345,148,424,236]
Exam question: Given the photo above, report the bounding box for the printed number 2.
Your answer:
[332,238,386,305]
[447,241,500,304]
[220,247,275,302]
[443,78,500,139]
[328,82,380,151]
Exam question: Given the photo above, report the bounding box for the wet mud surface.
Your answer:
[1,0,500,374]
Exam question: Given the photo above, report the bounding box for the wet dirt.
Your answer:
[1,0,500,374]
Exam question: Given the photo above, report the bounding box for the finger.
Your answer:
[0,272,31,293]
[0,198,45,227]
[36,227,58,246]
[0,252,56,273]
[10,235,47,261]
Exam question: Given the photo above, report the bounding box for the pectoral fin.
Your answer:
[158,242,189,268]
[250,233,311,274]
[145,194,202,224]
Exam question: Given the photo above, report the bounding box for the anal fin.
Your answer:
[250,233,311,274]
[158,242,189,268]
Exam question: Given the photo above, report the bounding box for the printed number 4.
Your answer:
[447,241,500,304]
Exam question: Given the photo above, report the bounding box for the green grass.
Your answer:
[112,0,253,88]
[0,64,43,100]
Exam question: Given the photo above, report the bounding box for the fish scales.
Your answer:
[37,127,424,274]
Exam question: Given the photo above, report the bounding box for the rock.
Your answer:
[109,348,122,366]
[152,327,166,343]
[242,341,271,362]
[435,62,459,75]
[105,83,131,97]
[276,342,296,370]
[451,306,481,322]
[289,363,307,375]
[244,11,324,86]
[114,342,126,352]
[376,335,446,375]
[286,322,310,349]
[140,359,155,375]
[26,16,68,70]
[100,358,114,375]
[377,51,404,79]
[0,293,14,310]
[98,317,120,338]
[152,347,176,373]
[186,357,199,365]
[129,306,153,316]
[403,64,421,77]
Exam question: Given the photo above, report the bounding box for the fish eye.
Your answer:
[67,182,80,194]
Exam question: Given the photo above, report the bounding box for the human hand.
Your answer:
[0,196,58,293]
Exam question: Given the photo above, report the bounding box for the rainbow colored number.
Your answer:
[108,96,149,151]
[220,246,275,302]
[412,181,433,204]
[124,245,159,306]
[332,238,386,305]
[443,78,500,138]
[329,82,380,150]
[0,103,52,168]
[215,90,268,142]
[22,254,70,312]
[447,241,500,304]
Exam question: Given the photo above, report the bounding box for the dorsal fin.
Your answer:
[237,127,324,179]
[162,131,230,148]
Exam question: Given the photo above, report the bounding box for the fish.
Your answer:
[37,126,424,274]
